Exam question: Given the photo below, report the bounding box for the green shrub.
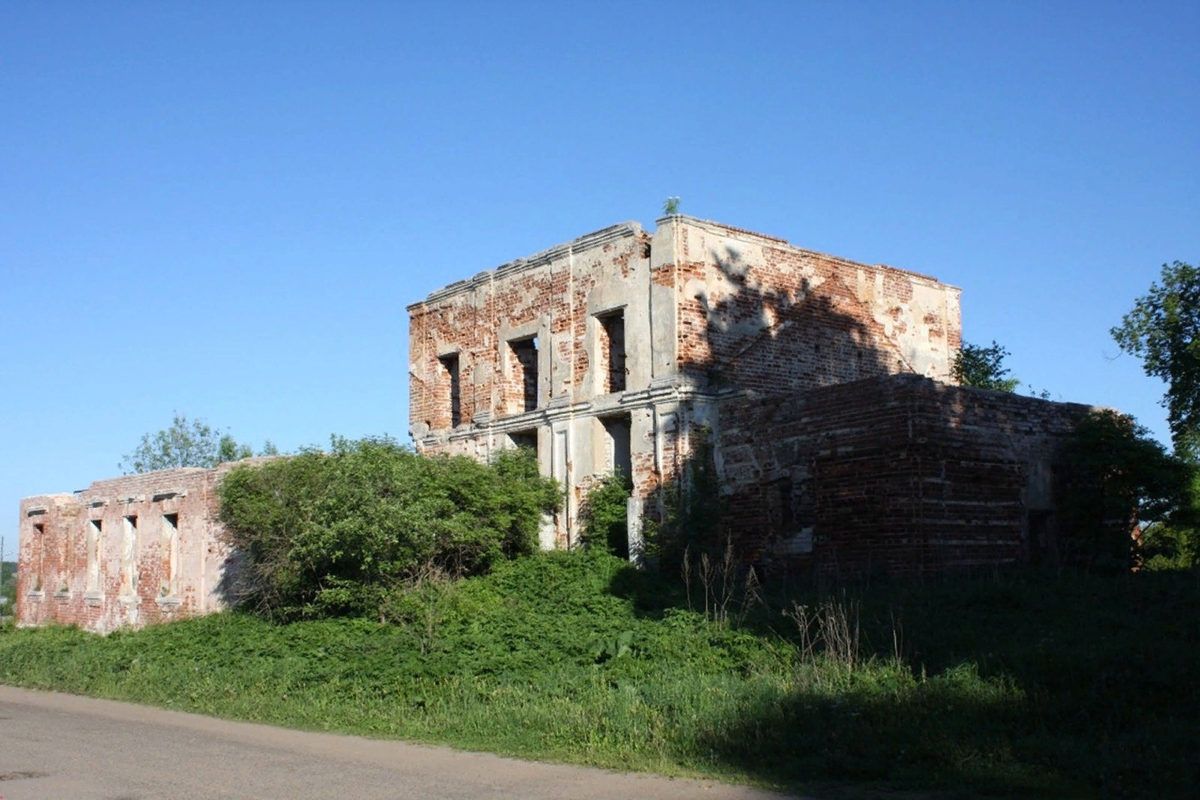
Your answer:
[1141,463,1200,569]
[579,471,631,557]
[1140,523,1200,570]
[642,431,725,573]
[0,561,14,617]
[218,437,560,619]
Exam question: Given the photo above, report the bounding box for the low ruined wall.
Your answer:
[17,464,246,634]
[714,375,1090,575]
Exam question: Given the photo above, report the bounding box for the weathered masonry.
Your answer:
[18,214,1095,635]
[715,374,1089,573]
[409,213,1086,573]
[16,466,238,634]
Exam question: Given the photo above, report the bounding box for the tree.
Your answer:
[1055,410,1194,572]
[119,412,270,473]
[0,559,14,617]
[1111,261,1199,456]
[952,340,1020,391]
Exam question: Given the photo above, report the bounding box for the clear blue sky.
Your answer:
[2,1,1196,562]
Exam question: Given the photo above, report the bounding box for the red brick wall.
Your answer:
[673,220,960,394]
[17,464,248,633]
[715,375,1090,575]
[406,217,968,554]
[408,224,650,452]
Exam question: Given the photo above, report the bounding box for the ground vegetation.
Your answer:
[2,551,1195,798]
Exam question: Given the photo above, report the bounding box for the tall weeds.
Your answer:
[681,539,762,625]
[785,596,862,670]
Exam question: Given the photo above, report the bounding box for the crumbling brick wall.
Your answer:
[714,375,1090,575]
[408,223,652,448]
[670,219,960,393]
[17,464,244,634]
[408,216,964,550]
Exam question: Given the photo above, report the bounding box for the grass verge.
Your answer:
[2,551,1197,798]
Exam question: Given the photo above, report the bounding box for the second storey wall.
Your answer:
[663,217,962,393]
[408,222,655,451]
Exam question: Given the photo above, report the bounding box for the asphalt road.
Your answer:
[0,686,800,800]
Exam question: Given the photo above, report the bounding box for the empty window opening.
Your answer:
[121,516,138,596]
[600,415,633,558]
[602,415,633,487]
[439,354,462,427]
[32,523,45,592]
[598,310,627,393]
[162,513,180,597]
[58,521,71,593]
[509,336,539,412]
[86,519,102,592]
[1027,511,1053,565]
[778,478,794,530]
[509,429,538,454]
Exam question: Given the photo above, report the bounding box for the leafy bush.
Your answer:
[218,436,559,619]
[641,431,724,565]
[952,340,1020,391]
[579,470,631,557]
[0,561,14,617]
[1055,410,1194,572]
[1140,523,1200,570]
[1141,461,1200,569]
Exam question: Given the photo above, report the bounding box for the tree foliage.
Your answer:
[120,412,275,473]
[217,437,560,619]
[1140,520,1200,571]
[1138,453,1200,570]
[1055,410,1194,572]
[951,340,1020,392]
[0,560,14,617]
[1111,260,1199,455]
[579,470,632,558]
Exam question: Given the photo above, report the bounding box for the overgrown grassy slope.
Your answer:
[2,552,1197,798]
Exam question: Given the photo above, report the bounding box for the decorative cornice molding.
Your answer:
[409,222,645,309]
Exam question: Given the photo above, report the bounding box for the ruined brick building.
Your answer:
[19,214,1089,633]
[16,466,240,633]
[410,214,1088,572]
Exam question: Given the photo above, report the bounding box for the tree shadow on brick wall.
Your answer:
[633,242,902,588]
[679,244,902,394]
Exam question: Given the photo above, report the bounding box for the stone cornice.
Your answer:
[408,222,645,311]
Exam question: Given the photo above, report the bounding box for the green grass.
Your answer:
[2,551,1197,798]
